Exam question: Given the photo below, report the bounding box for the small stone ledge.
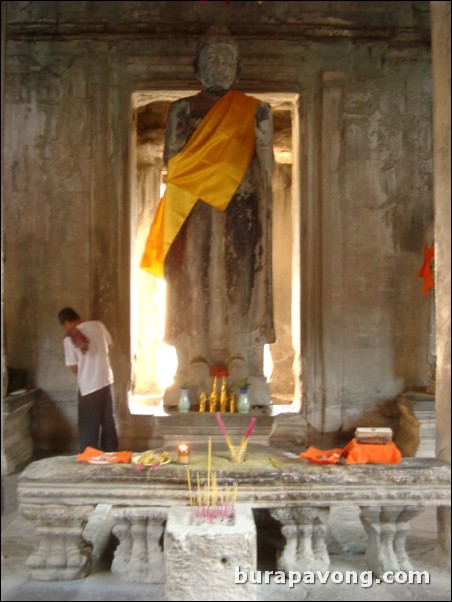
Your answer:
[2,388,38,474]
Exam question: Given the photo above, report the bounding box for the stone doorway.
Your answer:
[129,91,300,414]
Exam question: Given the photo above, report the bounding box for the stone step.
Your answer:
[396,390,436,458]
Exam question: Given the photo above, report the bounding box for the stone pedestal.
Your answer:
[164,505,257,601]
[154,413,273,447]
[397,390,436,458]
[2,389,37,474]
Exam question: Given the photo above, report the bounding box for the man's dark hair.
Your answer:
[57,307,80,324]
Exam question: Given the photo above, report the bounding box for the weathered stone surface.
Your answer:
[18,450,451,508]
[397,390,436,458]
[3,1,435,447]
[165,506,256,601]
[360,505,423,576]
[270,507,330,573]
[2,390,36,474]
[154,413,274,447]
[111,507,167,583]
[21,503,95,581]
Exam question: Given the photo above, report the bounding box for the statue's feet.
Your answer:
[227,357,247,384]
[188,360,210,396]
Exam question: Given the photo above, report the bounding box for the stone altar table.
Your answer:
[17,446,451,581]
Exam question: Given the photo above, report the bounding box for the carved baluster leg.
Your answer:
[270,509,298,574]
[379,507,402,571]
[360,505,423,576]
[112,507,167,583]
[270,507,330,572]
[296,520,314,566]
[360,506,384,576]
[312,508,330,569]
[21,503,94,580]
[130,519,148,571]
[393,506,423,572]
[294,508,330,571]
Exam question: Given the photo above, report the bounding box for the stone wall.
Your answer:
[3,1,434,449]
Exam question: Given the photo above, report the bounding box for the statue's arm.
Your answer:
[254,102,274,189]
[163,99,192,165]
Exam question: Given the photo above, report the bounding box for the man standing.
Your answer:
[58,307,118,452]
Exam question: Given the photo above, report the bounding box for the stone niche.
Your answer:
[131,95,297,414]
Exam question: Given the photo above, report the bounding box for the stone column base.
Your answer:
[165,505,257,601]
[21,503,94,581]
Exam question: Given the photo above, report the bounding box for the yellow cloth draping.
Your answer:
[140,89,260,278]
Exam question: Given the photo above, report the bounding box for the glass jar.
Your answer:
[178,387,190,413]
[237,387,250,414]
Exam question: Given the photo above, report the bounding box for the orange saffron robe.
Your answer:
[140,89,260,278]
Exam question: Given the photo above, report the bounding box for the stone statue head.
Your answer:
[194,25,240,91]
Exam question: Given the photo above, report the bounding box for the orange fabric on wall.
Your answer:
[76,447,133,464]
[418,243,434,295]
[300,439,401,465]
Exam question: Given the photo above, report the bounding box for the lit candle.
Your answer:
[177,443,190,464]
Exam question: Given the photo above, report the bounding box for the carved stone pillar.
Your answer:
[359,505,423,575]
[270,507,330,572]
[21,503,94,580]
[111,507,167,583]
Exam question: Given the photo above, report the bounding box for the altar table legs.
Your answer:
[21,503,95,580]
[359,505,423,576]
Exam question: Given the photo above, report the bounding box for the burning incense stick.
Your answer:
[216,412,233,449]
[240,417,257,446]
[207,436,212,500]
[186,467,193,505]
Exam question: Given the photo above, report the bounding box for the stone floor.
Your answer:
[1,463,451,602]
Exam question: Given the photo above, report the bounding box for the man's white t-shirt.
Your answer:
[63,321,114,396]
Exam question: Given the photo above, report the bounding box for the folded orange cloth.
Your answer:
[76,446,133,464]
[300,439,401,465]
[299,446,344,464]
[343,439,401,464]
